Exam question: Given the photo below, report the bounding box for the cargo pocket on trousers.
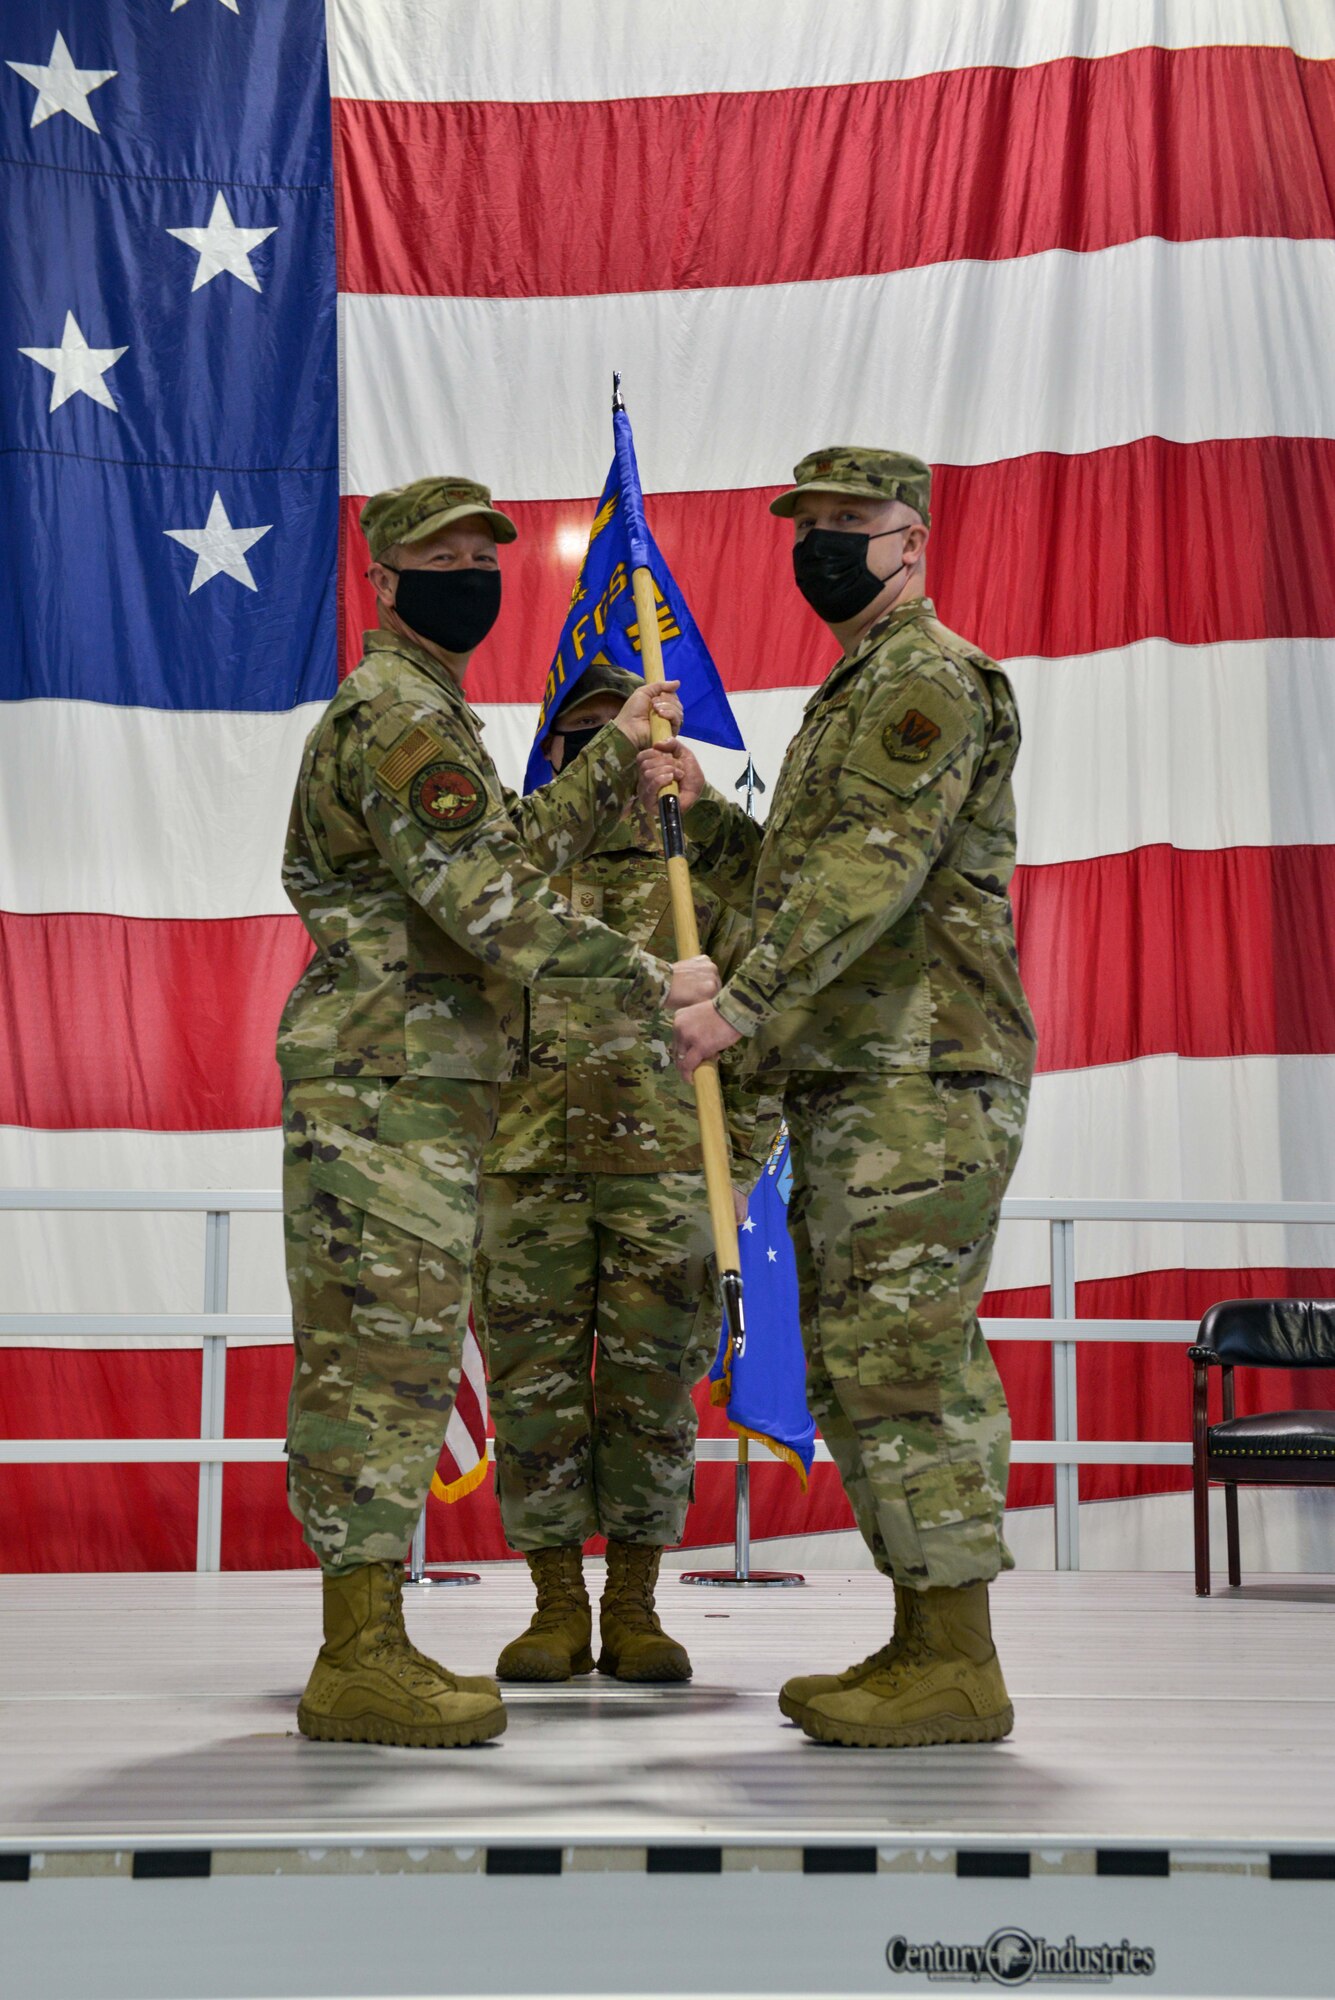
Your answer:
[903,1455,999,1586]
[307,1119,476,1343]
[848,1218,956,1404]
[289,1407,371,1472]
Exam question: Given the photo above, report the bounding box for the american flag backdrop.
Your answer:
[3,0,1335,1570]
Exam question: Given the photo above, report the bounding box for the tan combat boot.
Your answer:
[597,1542,692,1682]
[496,1547,594,1682]
[778,1581,918,1721]
[297,1560,507,1748]
[788,1580,1012,1747]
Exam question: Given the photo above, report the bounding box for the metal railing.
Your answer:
[5,1190,1334,1572]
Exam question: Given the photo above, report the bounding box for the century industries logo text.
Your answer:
[886,1926,1156,1986]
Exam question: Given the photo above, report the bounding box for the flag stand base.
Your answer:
[405,1510,481,1587]
[680,1569,803,1587]
[678,1449,805,1588]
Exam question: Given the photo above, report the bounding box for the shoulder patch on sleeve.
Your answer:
[409,761,488,836]
[848,676,975,800]
[377,723,444,795]
[883,705,944,764]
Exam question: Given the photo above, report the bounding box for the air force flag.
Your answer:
[524,400,743,791]
[711,1131,817,1484]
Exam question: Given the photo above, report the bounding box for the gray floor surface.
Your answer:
[2,1566,1332,1852]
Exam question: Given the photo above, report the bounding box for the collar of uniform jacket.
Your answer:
[805,594,937,716]
[360,628,486,729]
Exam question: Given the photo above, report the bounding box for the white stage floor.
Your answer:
[4,1568,1335,1999]
[2,1566,1333,1852]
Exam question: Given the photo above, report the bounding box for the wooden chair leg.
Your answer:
[1192,1361,1211,1595]
[1225,1483,1241,1587]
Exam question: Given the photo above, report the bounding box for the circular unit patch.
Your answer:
[410,760,486,835]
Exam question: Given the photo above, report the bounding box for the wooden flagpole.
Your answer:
[615,378,746,1375]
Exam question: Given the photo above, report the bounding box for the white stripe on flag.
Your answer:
[9,1056,1335,1330]
[327,0,1335,105]
[340,238,1335,502]
[1,702,322,919]
[442,1403,483,1476]
[13,634,1335,919]
[460,1326,488,1410]
[475,635,1335,865]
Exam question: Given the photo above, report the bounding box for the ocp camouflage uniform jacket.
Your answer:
[487,806,774,1176]
[686,597,1037,1083]
[277,631,670,1081]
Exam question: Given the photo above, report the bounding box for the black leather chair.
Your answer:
[1190,1300,1335,1595]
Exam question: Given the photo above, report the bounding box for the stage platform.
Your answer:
[3,1567,1334,1998]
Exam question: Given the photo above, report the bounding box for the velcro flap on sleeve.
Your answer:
[307,1120,476,1264]
[846,680,972,800]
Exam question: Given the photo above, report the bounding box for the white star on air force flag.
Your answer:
[167,192,276,293]
[171,0,241,12]
[741,1214,756,1233]
[164,492,271,593]
[20,311,127,412]
[7,31,116,133]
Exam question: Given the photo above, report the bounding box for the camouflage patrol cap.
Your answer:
[769,447,932,527]
[559,660,642,712]
[361,476,518,561]
[543,660,641,746]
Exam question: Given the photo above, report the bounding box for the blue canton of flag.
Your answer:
[1,0,337,710]
[710,1130,816,1484]
[523,402,743,791]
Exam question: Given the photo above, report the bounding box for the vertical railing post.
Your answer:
[1049,1216,1080,1571]
[197,1209,230,1574]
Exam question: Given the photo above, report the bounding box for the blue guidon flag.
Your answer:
[523,396,744,791]
[710,1130,817,1484]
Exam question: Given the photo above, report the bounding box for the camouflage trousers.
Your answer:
[282,1074,498,1572]
[784,1069,1029,1592]
[474,1171,716,1550]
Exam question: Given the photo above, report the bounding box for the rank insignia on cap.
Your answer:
[883,707,942,763]
[410,761,486,834]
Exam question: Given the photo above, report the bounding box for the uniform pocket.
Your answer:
[848,1215,959,1397]
[903,1453,1001,1585]
[307,1119,476,1267]
[307,1117,474,1348]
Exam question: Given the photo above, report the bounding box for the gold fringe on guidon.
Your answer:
[708,1377,809,1492]
[429,1454,490,1505]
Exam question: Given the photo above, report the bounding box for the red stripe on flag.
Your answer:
[0,911,310,1132]
[6,843,1335,1128]
[1019,845,1335,1074]
[340,437,1335,694]
[334,47,1335,300]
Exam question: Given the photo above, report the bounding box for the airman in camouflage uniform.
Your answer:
[473,662,772,1684]
[641,448,1037,1748]
[277,477,712,1747]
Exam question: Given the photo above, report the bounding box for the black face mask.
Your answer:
[386,563,501,654]
[552,725,603,768]
[792,525,908,623]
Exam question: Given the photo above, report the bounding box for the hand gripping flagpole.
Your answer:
[614,375,748,1398]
